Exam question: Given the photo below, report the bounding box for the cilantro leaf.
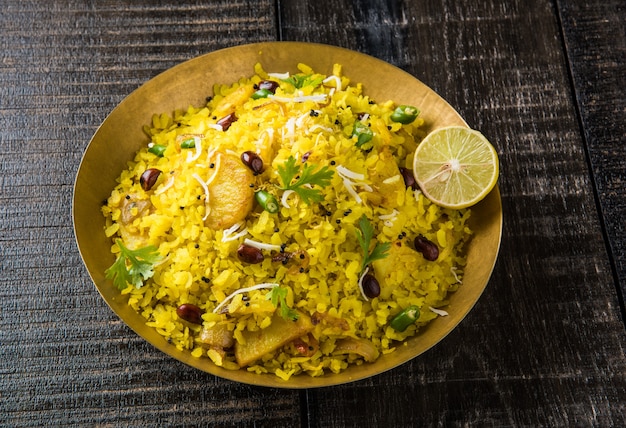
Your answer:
[266,286,299,321]
[105,254,132,291]
[277,156,301,188]
[277,156,334,205]
[356,214,375,254]
[281,74,324,90]
[355,214,391,273]
[105,239,163,290]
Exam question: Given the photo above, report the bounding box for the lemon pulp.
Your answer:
[412,126,499,209]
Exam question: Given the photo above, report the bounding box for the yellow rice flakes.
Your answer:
[103,62,471,380]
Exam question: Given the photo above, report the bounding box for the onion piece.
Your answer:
[333,337,379,362]
[286,250,310,275]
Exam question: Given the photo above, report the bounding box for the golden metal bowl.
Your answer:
[73,42,502,388]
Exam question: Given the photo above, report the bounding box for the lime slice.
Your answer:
[412,126,499,209]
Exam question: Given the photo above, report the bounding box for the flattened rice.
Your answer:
[102,63,472,380]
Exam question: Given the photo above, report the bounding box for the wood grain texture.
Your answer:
[557,0,626,303]
[1,0,625,426]
[0,1,302,427]
[280,0,626,426]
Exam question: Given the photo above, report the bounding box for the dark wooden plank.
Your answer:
[280,0,626,426]
[2,0,625,426]
[0,1,304,427]
[557,0,626,305]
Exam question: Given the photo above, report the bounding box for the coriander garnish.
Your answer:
[355,214,391,273]
[105,239,163,290]
[277,156,334,205]
[267,286,299,321]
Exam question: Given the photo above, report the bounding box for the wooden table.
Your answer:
[2,1,624,426]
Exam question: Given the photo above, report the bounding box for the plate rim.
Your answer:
[73,41,502,388]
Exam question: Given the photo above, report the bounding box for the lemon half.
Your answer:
[413,126,499,209]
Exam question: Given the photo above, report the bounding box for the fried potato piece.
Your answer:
[120,193,152,224]
[206,153,255,230]
[234,311,314,367]
[212,84,256,119]
[117,194,153,249]
[200,323,235,349]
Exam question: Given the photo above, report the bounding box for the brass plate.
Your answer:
[73,42,502,388]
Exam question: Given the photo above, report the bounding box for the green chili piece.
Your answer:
[352,121,374,148]
[389,305,420,332]
[148,144,166,157]
[390,105,420,124]
[180,138,196,149]
[255,190,279,213]
[251,88,272,100]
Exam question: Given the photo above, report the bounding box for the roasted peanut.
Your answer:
[361,273,381,298]
[237,244,264,264]
[399,167,418,190]
[241,151,264,174]
[140,168,162,191]
[176,303,204,325]
[216,112,237,131]
[414,235,439,261]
